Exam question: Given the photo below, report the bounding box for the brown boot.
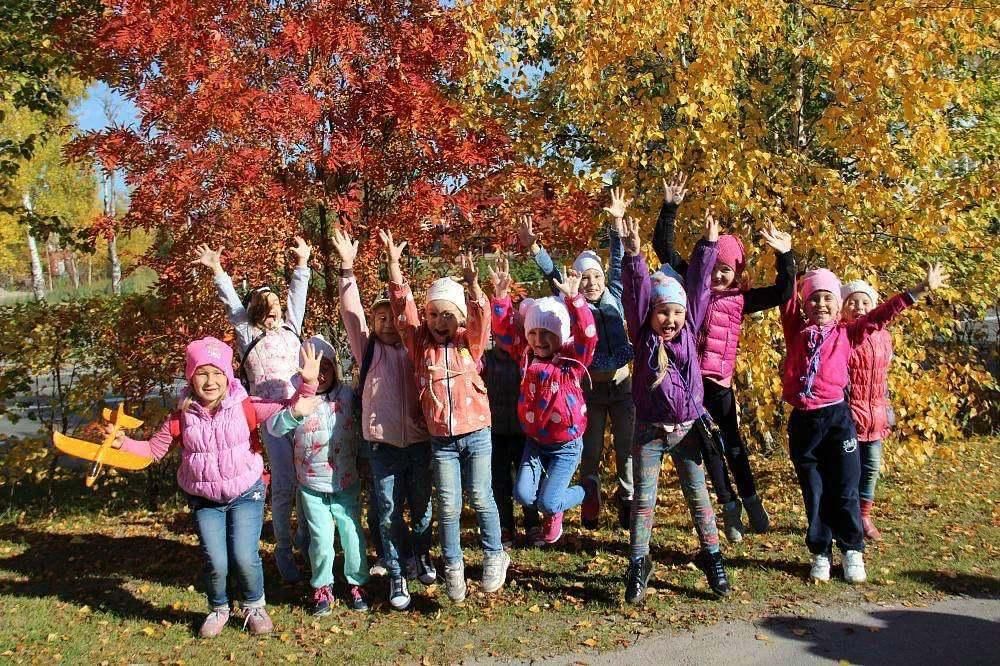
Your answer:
[860,499,882,541]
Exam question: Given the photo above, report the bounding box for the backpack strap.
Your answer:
[168,412,182,442]
[241,397,258,431]
[357,335,377,394]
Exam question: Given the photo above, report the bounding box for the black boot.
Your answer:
[615,492,632,531]
[624,555,653,604]
[697,549,731,597]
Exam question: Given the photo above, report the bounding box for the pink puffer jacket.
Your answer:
[698,290,745,385]
[848,328,894,442]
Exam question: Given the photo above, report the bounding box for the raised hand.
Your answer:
[379,229,408,265]
[298,342,321,386]
[926,262,949,291]
[459,252,479,287]
[622,217,642,255]
[662,172,689,205]
[487,254,513,299]
[704,208,720,242]
[761,224,792,254]
[331,225,359,268]
[190,243,224,275]
[554,268,582,298]
[602,187,633,221]
[517,215,538,250]
[290,235,311,267]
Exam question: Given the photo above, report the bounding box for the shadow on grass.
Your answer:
[902,570,1000,599]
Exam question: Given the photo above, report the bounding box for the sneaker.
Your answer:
[581,475,601,529]
[242,607,273,635]
[370,557,389,577]
[615,493,632,531]
[843,550,867,584]
[444,560,467,602]
[541,512,564,544]
[415,553,437,585]
[311,585,334,617]
[275,546,301,584]
[388,576,411,610]
[721,499,745,544]
[404,556,419,581]
[481,550,511,594]
[527,525,544,547]
[860,500,882,541]
[624,555,653,604]
[198,608,230,638]
[743,494,771,533]
[810,552,832,582]
[348,585,370,612]
[696,549,731,597]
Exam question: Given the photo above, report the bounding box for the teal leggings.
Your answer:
[299,483,370,589]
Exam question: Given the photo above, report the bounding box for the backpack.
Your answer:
[236,323,302,391]
[167,397,270,486]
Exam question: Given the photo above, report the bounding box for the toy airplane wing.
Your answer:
[102,404,144,429]
[53,432,153,470]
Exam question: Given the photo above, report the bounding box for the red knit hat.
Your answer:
[716,235,746,275]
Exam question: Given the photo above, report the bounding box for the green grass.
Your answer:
[0,437,997,664]
[0,267,157,304]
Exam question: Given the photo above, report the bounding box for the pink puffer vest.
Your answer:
[698,290,745,385]
[848,328,893,442]
[176,382,264,503]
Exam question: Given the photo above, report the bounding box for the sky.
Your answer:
[72,81,138,132]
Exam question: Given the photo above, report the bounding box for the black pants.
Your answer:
[491,433,539,532]
[788,402,864,554]
[699,380,758,505]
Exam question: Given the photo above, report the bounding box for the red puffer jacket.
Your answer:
[848,328,894,442]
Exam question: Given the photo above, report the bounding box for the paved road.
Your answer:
[486,596,999,666]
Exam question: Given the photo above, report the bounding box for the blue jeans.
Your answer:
[189,478,267,610]
[630,422,720,559]
[369,441,433,577]
[514,437,585,516]
[432,428,503,565]
[859,440,883,502]
[260,426,309,555]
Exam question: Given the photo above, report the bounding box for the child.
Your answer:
[112,337,319,637]
[268,335,370,615]
[489,255,598,545]
[842,281,892,541]
[382,230,510,603]
[652,173,796,542]
[191,239,312,583]
[622,211,732,602]
[331,226,435,611]
[781,264,947,583]
[518,191,636,530]
[481,341,540,546]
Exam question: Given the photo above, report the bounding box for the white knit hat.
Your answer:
[519,297,571,347]
[572,250,604,277]
[426,277,467,319]
[300,334,337,364]
[841,280,879,306]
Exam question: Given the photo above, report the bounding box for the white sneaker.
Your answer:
[444,560,467,602]
[481,550,511,593]
[843,550,867,584]
[810,552,831,582]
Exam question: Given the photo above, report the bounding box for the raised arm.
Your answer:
[743,225,796,314]
[519,215,562,294]
[488,255,526,359]
[331,226,369,364]
[602,187,632,302]
[460,252,490,363]
[847,263,949,345]
[554,272,598,365]
[284,236,312,334]
[684,210,720,333]
[652,173,690,274]
[621,217,651,347]
[781,273,804,342]
[191,244,253,351]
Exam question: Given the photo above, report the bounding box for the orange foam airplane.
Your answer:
[53,403,152,487]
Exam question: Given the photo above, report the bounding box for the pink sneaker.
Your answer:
[198,608,230,638]
[242,606,273,635]
[541,512,564,544]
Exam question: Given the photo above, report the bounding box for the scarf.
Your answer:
[800,324,835,400]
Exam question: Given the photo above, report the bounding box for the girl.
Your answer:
[622,211,731,603]
[331,226,435,612]
[111,337,319,637]
[191,239,312,583]
[653,173,796,542]
[781,264,947,583]
[518,190,636,531]
[382,230,510,603]
[489,255,598,546]
[842,281,892,541]
[268,335,370,615]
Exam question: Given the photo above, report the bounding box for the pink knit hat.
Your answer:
[185,337,235,383]
[800,269,843,306]
[716,235,746,275]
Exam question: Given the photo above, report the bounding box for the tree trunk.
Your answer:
[23,192,46,300]
[68,252,80,289]
[104,174,122,295]
[317,202,336,303]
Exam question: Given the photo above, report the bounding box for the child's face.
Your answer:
[580,268,605,302]
[370,304,400,345]
[843,292,873,322]
[425,300,462,343]
[527,328,560,358]
[317,358,336,393]
[711,262,737,292]
[804,290,839,325]
[261,293,282,330]
[650,302,686,340]
[191,365,228,405]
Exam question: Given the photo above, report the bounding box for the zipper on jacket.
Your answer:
[444,344,453,436]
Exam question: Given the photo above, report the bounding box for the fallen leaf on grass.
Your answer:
[141,627,155,636]
[528,605,541,613]
[581,637,598,647]
[755,634,770,642]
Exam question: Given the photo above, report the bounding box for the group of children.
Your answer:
[110,174,947,637]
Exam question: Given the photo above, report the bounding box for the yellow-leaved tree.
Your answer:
[461,1,999,464]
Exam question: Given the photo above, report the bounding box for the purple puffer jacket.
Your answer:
[623,240,718,425]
